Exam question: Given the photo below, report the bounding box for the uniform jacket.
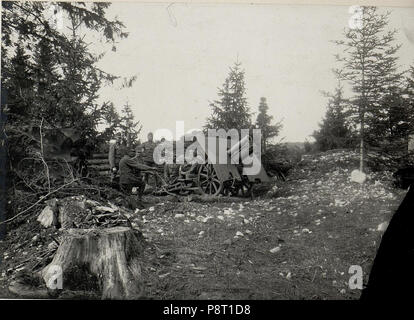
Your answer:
[119,155,145,185]
[108,143,127,168]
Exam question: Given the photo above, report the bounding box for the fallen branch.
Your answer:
[0,178,79,225]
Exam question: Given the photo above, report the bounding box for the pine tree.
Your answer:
[334,6,403,172]
[4,43,35,123]
[32,38,60,123]
[402,65,414,151]
[375,88,411,141]
[99,102,121,143]
[255,97,282,153]
[119,103,142,147]
[2,1,128,137]
[313,86,355,151]
[205,62,252,132]
[404,65,414,135]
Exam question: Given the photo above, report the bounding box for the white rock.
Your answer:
[201,217,210,223]
[174,213,185,219]
[377,221,389,232]
[235,231,244,237]
[350,169,366,184]
[224,208,234,215]
[270,246,281,253]
[37,206,57,228]
[94,206,116,213]
[334,199,346,207]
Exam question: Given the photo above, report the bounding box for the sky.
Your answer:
[95,3,414,142]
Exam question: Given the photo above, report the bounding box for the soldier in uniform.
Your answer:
[119,148,157,207]
[108,133,126,183]
[141,132,160,186]
[141,132,157,164]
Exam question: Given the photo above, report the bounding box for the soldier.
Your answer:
[108,133,126,183]
[141,132,157,165]
[141,132,160,186]
[119,148,157,207]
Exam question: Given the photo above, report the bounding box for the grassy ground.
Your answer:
[0,149,407,299]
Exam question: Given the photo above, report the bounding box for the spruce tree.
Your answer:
[205,62,252,132]
[119,103,142,147]
[5,43,35,123]
[2,1,129,138]
[99,102,121,143]
[255,97,282,153]
[404,65,414,136]
[313,86,355,151]
[32,38,60,123]
[334,6,403,172]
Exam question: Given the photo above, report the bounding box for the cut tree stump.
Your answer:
[41,227,145,299]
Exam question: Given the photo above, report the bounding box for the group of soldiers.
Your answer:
[108,132,159,205]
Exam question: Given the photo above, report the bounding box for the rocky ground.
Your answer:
[0,149,407,299]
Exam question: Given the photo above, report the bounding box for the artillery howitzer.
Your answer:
[152,135,271,197]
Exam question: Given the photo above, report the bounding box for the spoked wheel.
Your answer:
[197,163,223,196]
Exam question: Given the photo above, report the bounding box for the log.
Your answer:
[91,153,108,159]
[87,159,109,165]
[41,227,145,299]
[89,164,111,170]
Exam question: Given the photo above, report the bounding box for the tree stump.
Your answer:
[41,227,144,299]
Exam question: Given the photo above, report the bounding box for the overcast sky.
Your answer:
[96,3,414,142]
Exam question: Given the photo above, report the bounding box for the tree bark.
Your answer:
[41,227,145,299]
[360,118,364,173]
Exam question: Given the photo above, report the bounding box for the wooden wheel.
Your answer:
[197,163,223,196]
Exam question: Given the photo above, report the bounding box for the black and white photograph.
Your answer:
[1,0,414,306]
